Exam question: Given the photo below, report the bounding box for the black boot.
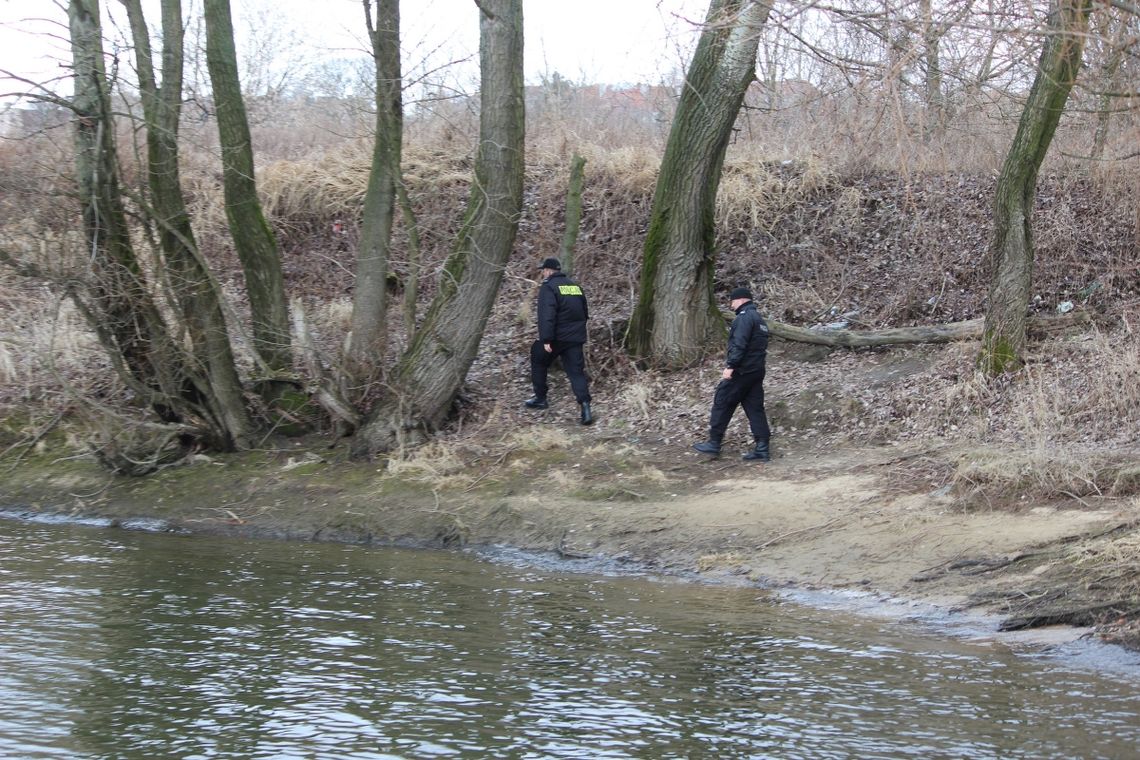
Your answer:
[580,402,594,426]
[742,440,770,461]
[525,397,548,410]
[692,439,722,456]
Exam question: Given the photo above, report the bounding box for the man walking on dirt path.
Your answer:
[525,257,594,425]
[693,286,771,461]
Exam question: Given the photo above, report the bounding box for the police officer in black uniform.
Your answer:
[525,257,594,425]
[693,286,771,461]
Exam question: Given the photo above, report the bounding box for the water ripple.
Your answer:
[1,518,1138,758]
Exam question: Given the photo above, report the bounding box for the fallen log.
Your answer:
[722,310,1092,347]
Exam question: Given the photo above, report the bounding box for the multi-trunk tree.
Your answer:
[353,0,524,456]
[122,0,253,449]
[59,0,254,463]
[344,0,404,394]
[68,0,174,412]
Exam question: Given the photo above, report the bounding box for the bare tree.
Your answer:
[344,0,403,393]
[68,0,174,411]
[627,0,772,367]
[122,0,254,448]
[1088,7,1138,161]
[203,0,293,377]
[46,0,255,464]
[353,0,524,456]
[980,0,1092,374]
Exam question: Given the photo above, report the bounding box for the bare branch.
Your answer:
[1104,0,1140,16]
[0,70,76,110]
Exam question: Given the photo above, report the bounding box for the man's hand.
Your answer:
[544,343,553,353]
[722,367,734,380]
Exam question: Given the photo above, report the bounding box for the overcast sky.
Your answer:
[0,0,709,102]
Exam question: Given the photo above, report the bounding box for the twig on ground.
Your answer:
[1,411,65,472]
[758,515,847,548]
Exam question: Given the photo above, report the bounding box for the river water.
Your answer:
[1,516,1138,759]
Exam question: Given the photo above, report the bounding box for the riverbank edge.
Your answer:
[4,442,1138,673]
[0,500,1122,671]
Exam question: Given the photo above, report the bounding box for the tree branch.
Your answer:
[1105,0,1140,16]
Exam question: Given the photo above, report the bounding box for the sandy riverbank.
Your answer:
[5,420,1138,656]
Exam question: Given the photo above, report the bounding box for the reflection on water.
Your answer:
[0,517,1138,759]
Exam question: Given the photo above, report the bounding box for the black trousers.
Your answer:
[531,340,591,404]
[708,370,769,443]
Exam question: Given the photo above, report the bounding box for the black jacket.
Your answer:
[537,272,589,343]
[725,301,768,374]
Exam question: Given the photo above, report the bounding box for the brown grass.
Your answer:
[921,327,1140,505]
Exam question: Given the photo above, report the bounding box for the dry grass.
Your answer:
[0,339,14,385]
[718,150,838,231]
[0,281,104,407]
[578,145,661,197]
[260,145,372,221]
[1075,520,1140,567]
[1063,332,1140,436]
[503,426,573,452]
[928,328,1140,505]
[617,382,654,421]
[952,446,1113,506]
[384,440,470,486]
[1000,331,1140,447]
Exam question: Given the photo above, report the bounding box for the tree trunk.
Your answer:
[68,0,181,418]
[921,0,946,139]
[353,0,524,457]
[558,153,587,275]
[980,0,1091,375]
[626,0,772,367]
[399,179,423,339]
[1089,11,1129,162]
[123,0,254,449]
[203,0,292,375]
[345,0,403,391]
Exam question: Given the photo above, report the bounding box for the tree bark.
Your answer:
[558,153,587,275]
[122,0,254,449]
[399,179,423,339]
[345,0,403,391]
[980,0,1091,375]
[203,0,292,375]
[626,0,772,367]
[354,0,524,456]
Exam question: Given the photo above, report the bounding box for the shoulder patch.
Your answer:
[558,284,583,296]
